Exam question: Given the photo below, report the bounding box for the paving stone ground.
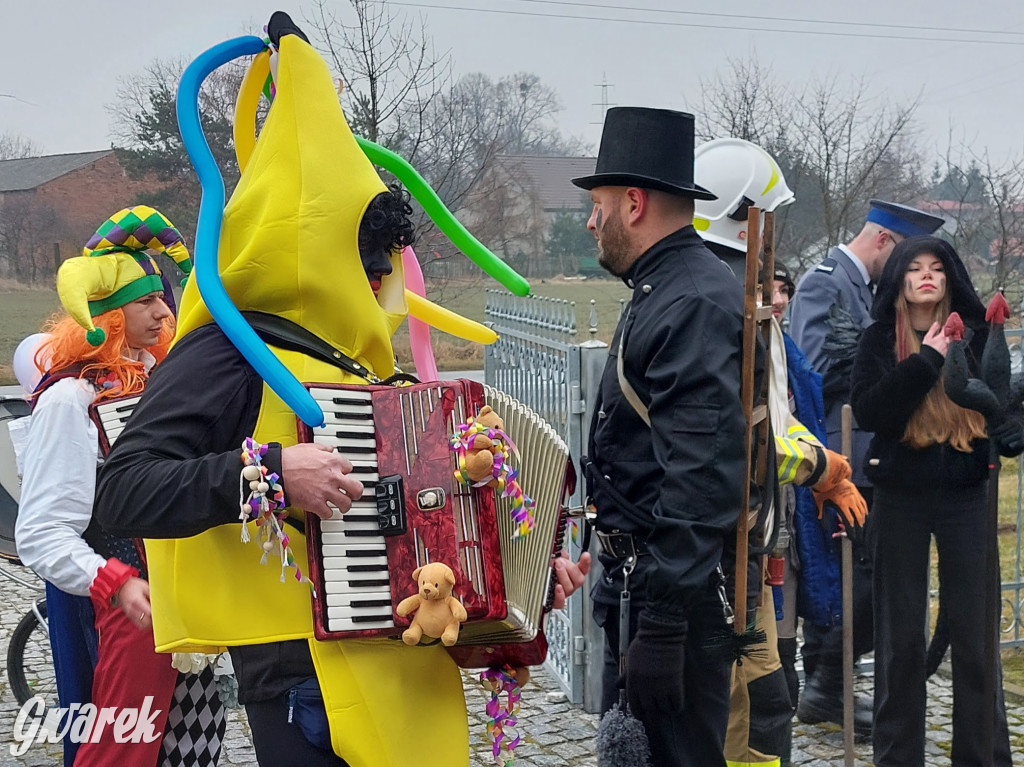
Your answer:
[0,562,1021,766]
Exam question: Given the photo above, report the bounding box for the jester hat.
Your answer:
[58,205,192,345]
[175,26,403,377]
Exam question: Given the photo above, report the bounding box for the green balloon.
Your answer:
[356,137,531,297]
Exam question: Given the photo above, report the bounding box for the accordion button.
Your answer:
[642,284,652,294]
[598,410,606,419]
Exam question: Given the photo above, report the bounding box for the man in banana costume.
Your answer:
[96,14,506,767]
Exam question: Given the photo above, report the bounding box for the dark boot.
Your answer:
[796,663,872,737]
[777,637,800,710]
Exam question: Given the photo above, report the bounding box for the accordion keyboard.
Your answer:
[310,388,396,633]
[92,396,142,453]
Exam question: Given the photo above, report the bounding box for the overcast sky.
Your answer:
[5,0,1024,167]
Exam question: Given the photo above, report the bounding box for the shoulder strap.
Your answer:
[616,326,651,427]
[242,311,394,384]
[30,365,92,413]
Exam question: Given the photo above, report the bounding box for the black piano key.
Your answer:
[343,529,386,537]
[342,549,386,558]
[352,598,393,608]
[346,578,390,588]
[346,564,389,573]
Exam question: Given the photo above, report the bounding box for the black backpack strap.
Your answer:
[241,311,421,385]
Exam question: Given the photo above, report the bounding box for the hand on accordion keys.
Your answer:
[281,442,364,518]
[551,550,592,610]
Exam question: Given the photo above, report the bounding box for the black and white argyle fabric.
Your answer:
[159,666,226,767]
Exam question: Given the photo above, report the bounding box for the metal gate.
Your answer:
[484,290,609,710]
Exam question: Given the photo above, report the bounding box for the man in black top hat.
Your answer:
[576,106,755,767]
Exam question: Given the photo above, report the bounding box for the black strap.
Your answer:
[241,311,420,385]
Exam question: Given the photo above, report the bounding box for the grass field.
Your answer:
[0,277,631,385]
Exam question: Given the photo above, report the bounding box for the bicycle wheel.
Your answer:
[7,599,55,706]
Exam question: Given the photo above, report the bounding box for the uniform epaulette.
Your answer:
[814,258,837,274]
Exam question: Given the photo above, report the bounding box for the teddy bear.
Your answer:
[455,405,505,487]
[395,562,468,646]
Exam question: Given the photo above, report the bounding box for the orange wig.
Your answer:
[34,309,175,402]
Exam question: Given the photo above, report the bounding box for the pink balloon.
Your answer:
[403,246,439,382]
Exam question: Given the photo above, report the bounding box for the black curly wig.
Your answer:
[358,184,415,266]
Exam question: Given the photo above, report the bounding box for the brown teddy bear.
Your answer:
[395,562,468,646]
[456,405,504,487]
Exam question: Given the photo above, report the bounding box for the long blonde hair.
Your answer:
[894,292,986,451]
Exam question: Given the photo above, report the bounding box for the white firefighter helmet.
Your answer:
[693,138,795,253]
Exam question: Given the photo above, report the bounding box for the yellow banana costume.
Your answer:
[144,33,467,767]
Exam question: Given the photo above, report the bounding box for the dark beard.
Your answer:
[596,210,632,277]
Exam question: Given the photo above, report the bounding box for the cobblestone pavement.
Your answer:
[1,562,1022,766]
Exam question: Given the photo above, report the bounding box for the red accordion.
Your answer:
[298,380,573,668]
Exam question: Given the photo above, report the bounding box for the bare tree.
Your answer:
[934,129,1024,298]
[695,56,925,273]
[0,132,40,161]
[306,0,450,147]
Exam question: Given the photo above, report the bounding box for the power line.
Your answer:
[389,1,1024,46]
[511,0,1024,39]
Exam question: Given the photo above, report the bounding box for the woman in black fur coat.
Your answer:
[850,236,1021,767]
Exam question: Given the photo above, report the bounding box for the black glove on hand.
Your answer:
[626,612,688,718]
[991,417,1024,456]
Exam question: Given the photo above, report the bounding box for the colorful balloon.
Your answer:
[402,247,439,382]
[178,35,326,428]
[405,292,497,346]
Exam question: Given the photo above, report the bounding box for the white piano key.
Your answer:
[319,549,388,565]
[321,564,392,583]
[323,580,392,595]
[326,607,394,623]
[327,616,395,632]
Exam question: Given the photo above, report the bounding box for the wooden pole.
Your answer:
[735,206,762,633]
[841,404,855,767]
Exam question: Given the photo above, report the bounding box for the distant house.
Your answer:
[0,150,162,283]
[453,155,595,279]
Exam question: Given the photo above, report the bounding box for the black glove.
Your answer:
[626,612,688,717]
[991,417,1024,456]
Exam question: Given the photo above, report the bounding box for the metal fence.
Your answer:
[1000,328,1024,648]
[484,290,608,711]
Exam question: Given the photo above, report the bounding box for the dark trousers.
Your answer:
[596,588,733,767]
[802,486,874,677]
[872,484,1012,767]
[246,684,349,767]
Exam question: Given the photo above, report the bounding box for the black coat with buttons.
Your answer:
[586,226,755,622]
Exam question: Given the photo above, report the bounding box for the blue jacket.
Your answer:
[784,333,842,628]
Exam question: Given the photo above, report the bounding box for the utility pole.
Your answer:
[592,74,615,124]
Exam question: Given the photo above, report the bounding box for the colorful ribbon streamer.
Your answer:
[450,417,535,538]
[480,666,524,765]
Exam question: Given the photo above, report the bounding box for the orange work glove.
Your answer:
[811,449,868,541]
[811,448,851,494]
[813,479,868,542]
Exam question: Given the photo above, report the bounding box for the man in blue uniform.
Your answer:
[788,200,945,733]
[576,107,753,767]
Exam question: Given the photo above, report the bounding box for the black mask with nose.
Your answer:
[357,185,415,284]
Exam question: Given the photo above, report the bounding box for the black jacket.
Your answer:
[586,226,752,621]
[851,323,994,491]
[95,324,313,704]
[851,235,1016,492]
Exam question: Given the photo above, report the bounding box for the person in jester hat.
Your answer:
[96,13,585,767]
[15,206,226,767]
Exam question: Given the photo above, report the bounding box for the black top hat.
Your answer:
[572,107,716,200]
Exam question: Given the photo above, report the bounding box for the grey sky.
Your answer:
[4,0,1024,165]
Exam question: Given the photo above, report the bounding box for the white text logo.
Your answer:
[11,696,162,756]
